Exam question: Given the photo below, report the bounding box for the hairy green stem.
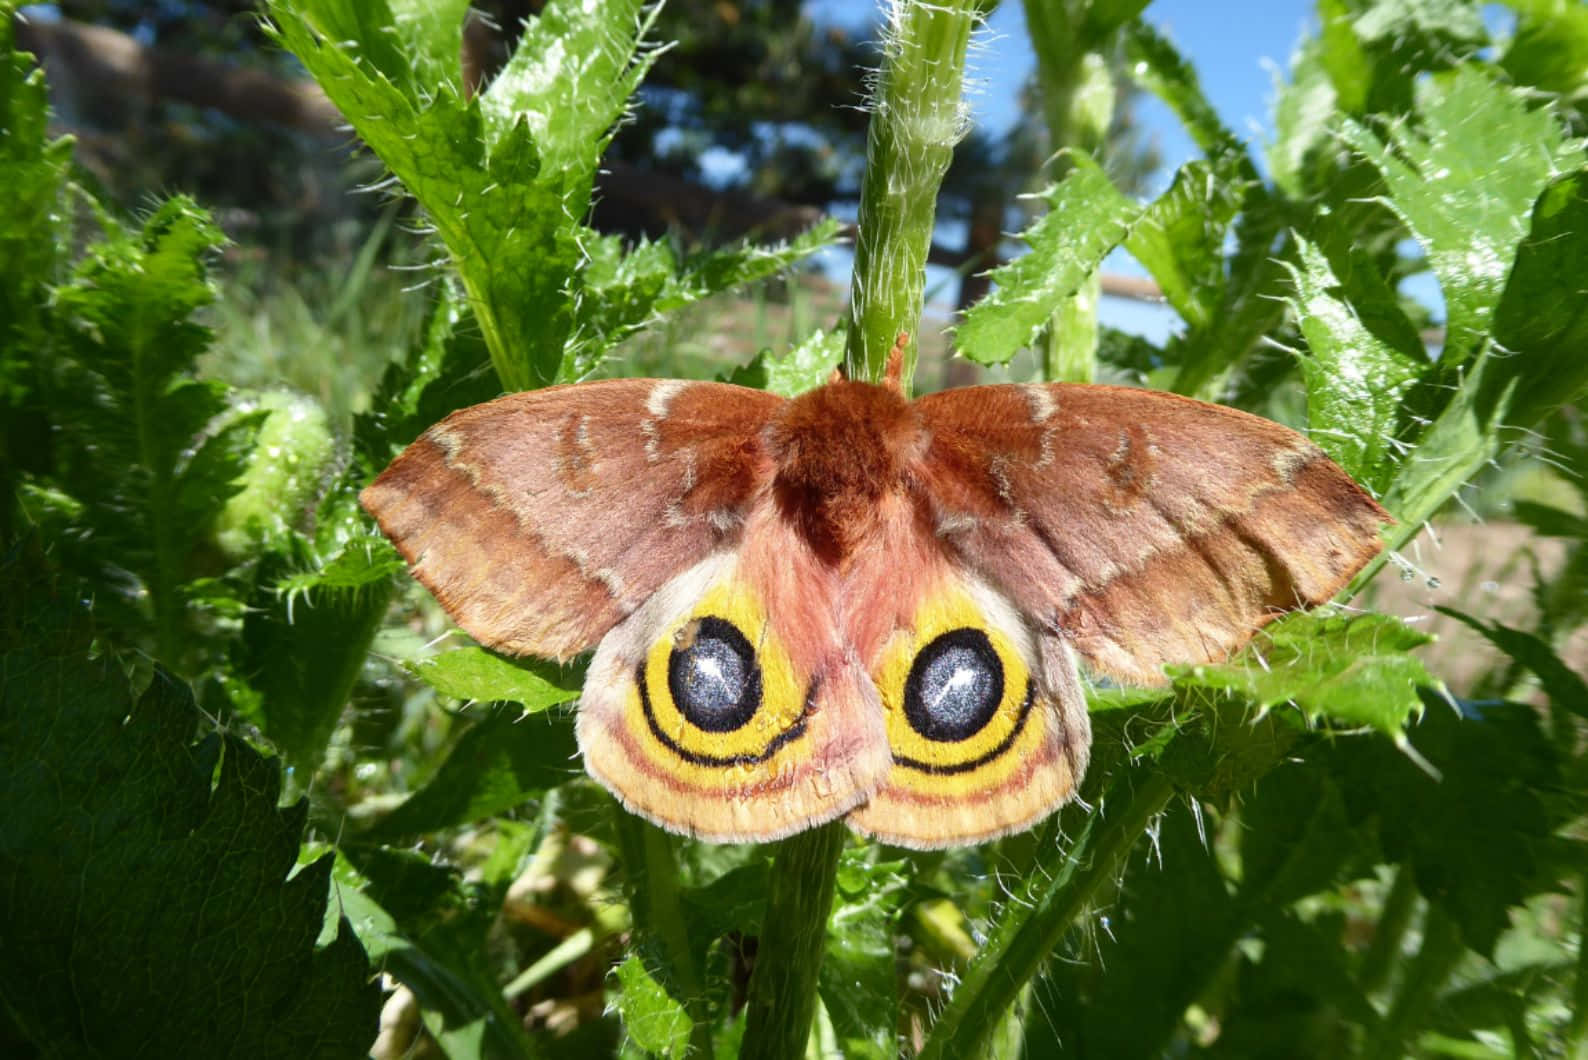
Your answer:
[1044,276,1102,383]
[845,0,979,387]
[741,821,847,1060]
[919,769,1176,1058]
[611,811,713,1056]
[1022,3,1116,384]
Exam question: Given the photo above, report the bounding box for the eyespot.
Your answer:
[667,617,762,733]
[904,628,1003,742]
[871,582,1042,781]
[632,578,809,768]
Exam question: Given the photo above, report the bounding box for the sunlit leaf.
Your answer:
[724,329,845,397]
[1170,612,1434,737]
[1125,160,1245,331]
[1286,236,1425,491]
[1340,67,1583,359]
[363,706,579,839]
[818,852,907,1060]
[409,647,585,710]
[1489,169,1588,428]
[957,152,1139,365]
[616,955,695,1059]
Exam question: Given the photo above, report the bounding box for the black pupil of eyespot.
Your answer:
[904,628,1004,742]
[667,617,762,733]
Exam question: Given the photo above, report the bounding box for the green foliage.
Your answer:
[4,0,1587,1057]
[1169,612,1434,736]
[362,708,579,841]
[956,151,1139,365]
[268,0,837,389]
[724,329,846,397]
[0,619,379,1057]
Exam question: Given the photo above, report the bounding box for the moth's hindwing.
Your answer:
[847,573,1089,849]
[576,550,889,844]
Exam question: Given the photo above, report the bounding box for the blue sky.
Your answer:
[803,0,1324,343]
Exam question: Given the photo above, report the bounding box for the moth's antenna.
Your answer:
[884,332,908,393]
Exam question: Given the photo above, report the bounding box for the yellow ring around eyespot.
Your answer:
[627,577,807,764]
[875,586,1034,773]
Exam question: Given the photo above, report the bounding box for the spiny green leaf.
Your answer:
[231,562,394,771]
[1122,20,1246,161]
[957,152,1140,365]
[680,861,770,951]
[409,646,585,710]
[819,852,908,1060]
[1218,912,1382,1050]
[173,408,270,533]
[572,219,841,377]
[1268,34,1340,199]
[0,13,72,356]
[229,519,400,772]
[1501,0,1588,104]
[1489,169,1588,427]
[36,197,238,662]
[724,329,845,397]
[1286,236,1425,492]
[482,0,660,216]
[268,0,598,387]
[1121,19,1286,399]
[1169,612,1434,737]
[1340,67,1583,359]
[211,391,337,560]
[1237,761,1357,909]
[363,705,579,839]
[0,651,380,1057]
[356,280,502,465]
[1318,0,1487,115]
[276,534,406,598]
[1032,802,1237,1058]
[1125,159,1246,332]
[1377,359,1507,548]
[616,955,695,1059]
[1435,606,1588,720]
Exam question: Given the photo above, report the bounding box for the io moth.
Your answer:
[361,351,1387,849]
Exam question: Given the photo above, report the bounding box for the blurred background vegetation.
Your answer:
[13,0,1164,397]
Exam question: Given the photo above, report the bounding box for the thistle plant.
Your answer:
[2,0,1586,1057]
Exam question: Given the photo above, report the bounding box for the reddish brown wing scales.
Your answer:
[912,384,1389,684]
[360,380,784,660]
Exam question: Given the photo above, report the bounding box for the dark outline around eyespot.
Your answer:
[903,627,1005,742]
[638,664,814,767]
[666,616,763,733]
[893,679,1036,776]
